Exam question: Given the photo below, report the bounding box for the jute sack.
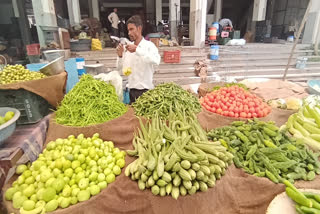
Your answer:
[0,72,67,108]
[45,107,140,149]
[6,164,320,214]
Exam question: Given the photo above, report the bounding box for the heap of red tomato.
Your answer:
[200,85,271,118]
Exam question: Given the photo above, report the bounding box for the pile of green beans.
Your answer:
[207,119,320,183]
[132,83,201,119]
[56,74,127,126]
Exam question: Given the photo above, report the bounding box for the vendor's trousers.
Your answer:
[112,27,119,37]
[129,88,148,104]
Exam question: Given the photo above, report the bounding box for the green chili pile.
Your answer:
[132,83,201,119]
[56,74,127,126]
[207,119,320,183]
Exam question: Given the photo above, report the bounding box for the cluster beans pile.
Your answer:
[207,119,320,183]
[0,65,46,84]
[132,83,201,119]
[126,110,233,199]
[5,134,125,213]
[56,75,127,126]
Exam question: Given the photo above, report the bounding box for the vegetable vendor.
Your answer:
[116,15,161,104]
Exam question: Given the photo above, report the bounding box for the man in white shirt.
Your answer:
[116,15,160,104]
[108,8,119,37]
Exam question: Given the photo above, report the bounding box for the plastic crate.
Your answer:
[0,89,52,125]
[163,50,181,63]
[70,39,91,52]
[26,44,40,56]
[218,37,231,45]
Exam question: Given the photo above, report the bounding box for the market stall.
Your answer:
[2,71,320,214]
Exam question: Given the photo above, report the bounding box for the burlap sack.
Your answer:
[4,162,320,214]
[0,72,67,108]
[45,107,140,149]
[198,82,225,97]
[241,79,308,100]
[197,107,296,131]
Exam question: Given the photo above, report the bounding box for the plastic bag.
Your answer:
[94,71,123,101]
[91,38,102,51]
[226,39,246,46]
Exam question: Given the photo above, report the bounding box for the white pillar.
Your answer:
[67,0,81,26]
[189,0,207,48]
[302,0,320,44]
[214,0,222,21]
[92,0,100,20]
[156,0,162,24]
[32,0,57,47]
[169,0,180,39]
[252,0,267,21]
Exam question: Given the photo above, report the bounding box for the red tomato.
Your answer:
[204,97,210,104]
[211,107,216,113]
[222,105,228,111]
[216,108,223,114]
[252,113,257,118]
[224,111,229,116]
[240,112,247,118]
[229,111,235,117]
[249,107,255,113]
[247,113,252,118]
[208,94,214,102]
[213,102,218,108]
[234,113,239,118]
[234,107,239,113]
[257,110,263,117]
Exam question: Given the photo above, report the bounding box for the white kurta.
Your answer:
[117,38,161,90]
[108,12,119,29]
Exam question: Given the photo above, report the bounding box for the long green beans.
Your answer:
[55,74,127,126]
[132,83,201,119]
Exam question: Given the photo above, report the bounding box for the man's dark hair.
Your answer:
[127,15,143,29]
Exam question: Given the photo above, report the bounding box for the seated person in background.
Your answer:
[219,18,233,31]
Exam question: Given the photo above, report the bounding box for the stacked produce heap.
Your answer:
[5,134,126,213]
[208,119,320,183]
[132,83,201,119]
[201,84,271,118]
[55,74,127,126]
[286,96,320,151]
[0,65,46,84]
